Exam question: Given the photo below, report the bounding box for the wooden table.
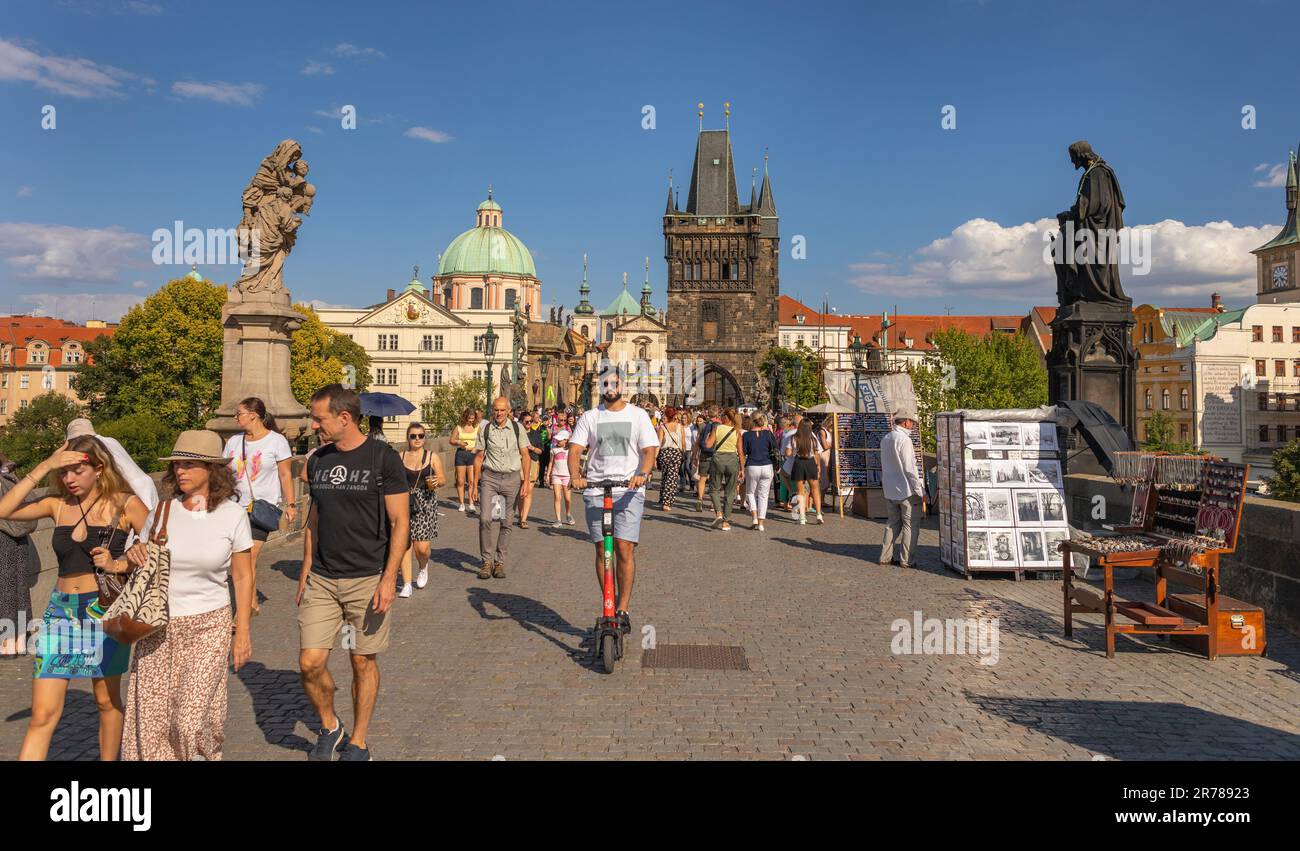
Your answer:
[1060,533,1224,660]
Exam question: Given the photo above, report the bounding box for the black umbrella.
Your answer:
[1056,399,1135,474]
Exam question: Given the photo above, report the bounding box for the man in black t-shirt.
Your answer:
[296,384,409,762]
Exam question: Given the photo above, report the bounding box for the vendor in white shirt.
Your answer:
[879,413,925,568]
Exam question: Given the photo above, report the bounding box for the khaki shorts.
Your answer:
[297,572,391,655]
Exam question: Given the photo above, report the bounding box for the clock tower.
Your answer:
[1253,147,1300,304]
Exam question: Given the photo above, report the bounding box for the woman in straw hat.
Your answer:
[0,437,149,760]
[120,430,255,761]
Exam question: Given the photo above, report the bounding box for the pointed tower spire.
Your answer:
[756,146,777,238]
[575,253,594,315]
[749,166,757,210]
[1287,150,1297,212]
[665,168,676,215]
[640,257,656,317]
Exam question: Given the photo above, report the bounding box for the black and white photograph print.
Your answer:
[966,460,992,486]
[990,531,1018,564]
[1035,423,1059,451]
[963,421,991,448]
[1018,530,1047,566]
[1026,460,1063,488]
[989,423,1021,448]
[967,530,991,566]
[992,460,1027,486]
[1015,490,1042,524]
[984,489,1014,525]
[1043,529,1070,559]
[1039,490,1066,523]
[964,491,987,522]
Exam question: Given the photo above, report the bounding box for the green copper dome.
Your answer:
[602,282,641,317]
[477,198,502,213]
[438,224,536,278]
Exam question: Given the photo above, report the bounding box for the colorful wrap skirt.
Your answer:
[33,590,130,680]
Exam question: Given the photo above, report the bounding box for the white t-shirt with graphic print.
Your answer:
[224,431,293,508]
[570,404,659,496]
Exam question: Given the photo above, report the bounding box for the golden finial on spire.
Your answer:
[724,101,731,131]
[487,183,493,199]
[697,101,704,130]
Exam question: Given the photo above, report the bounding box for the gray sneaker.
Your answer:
[338,743,371,761]
[308,721,348,761]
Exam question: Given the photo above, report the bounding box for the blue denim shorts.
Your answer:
[583,488,645,544]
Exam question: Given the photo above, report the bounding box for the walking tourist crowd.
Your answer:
[0,371,925,761]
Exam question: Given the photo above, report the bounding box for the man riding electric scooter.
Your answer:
[567,364,659,652]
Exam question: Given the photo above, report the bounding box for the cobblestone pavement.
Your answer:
[4,486,1299,760]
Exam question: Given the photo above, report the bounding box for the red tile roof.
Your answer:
[0,316,115,367]
[778,295,851,328]
[841,314,1027,351]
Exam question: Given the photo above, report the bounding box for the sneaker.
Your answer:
[758,521,765,532]
[710,516,723,528]
[816,514,825,525]
[477,562,493,580]
[492,561,506,579]
[720,522,731,531]
[467,504,478,515]
[458,503,466,512]
[415,567,429,589]
[750,517,759,530]
[398,583,413,599]
[554,520,565,528]
[616,611,632,635]
[799,516,807,525]
[790,501,800,521]
[338,743,372,762]
[565,515,576,525]
[308,721,349,761]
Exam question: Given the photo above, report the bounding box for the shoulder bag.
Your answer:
[102,499,172,645]
[243,435,284,533]
[93,512,127,610]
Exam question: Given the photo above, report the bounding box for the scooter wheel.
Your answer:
[599,633,617,674]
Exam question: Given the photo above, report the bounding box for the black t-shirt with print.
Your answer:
[307,436,409,578]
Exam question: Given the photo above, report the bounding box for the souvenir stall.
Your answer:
[936,409,1069,579]
[1060,452,1264,660]
[820,372,923,519]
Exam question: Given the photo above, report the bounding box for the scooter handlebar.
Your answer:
[587,479,632,489]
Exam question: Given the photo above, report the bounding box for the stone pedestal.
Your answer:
[207,296,310,441]
[1047,301,1138,473]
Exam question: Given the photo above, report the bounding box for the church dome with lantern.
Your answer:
[431,188,541,318]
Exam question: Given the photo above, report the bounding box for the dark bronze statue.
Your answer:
[1053,141,1129,308]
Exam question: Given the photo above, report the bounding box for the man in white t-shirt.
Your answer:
[568,366,659,636]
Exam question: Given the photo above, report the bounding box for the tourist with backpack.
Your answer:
[469,397,532,580]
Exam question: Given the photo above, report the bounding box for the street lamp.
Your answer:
[483,322,498,410]
[539,354,551,410]
[569,363,580,409]
[785,358,804,412]
[848,334,867,413]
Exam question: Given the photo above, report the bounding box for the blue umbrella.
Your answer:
[359,392,416,418]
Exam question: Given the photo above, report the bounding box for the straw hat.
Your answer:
[66,418,96,439]
[159,430,227,464]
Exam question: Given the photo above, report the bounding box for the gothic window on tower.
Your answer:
[721,262,731,280]
[702,301,720,341]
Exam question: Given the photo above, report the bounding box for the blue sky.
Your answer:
[2,0,1297,322]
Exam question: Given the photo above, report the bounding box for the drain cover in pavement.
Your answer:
[641,644,749,670]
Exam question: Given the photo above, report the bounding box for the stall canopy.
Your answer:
[1054,399,1136,474]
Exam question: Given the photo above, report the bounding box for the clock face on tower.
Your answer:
[1272,264,1289,289]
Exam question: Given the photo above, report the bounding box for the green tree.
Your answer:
[74,275,227,431]
[1266,439,1300,502]
[1139,410,1197,454]
[909,328,1048,451]
[0,392,83,474]
[758,344,825,409]
[94,412,179,473]
[421,377,488,436]
[290,304,372,404]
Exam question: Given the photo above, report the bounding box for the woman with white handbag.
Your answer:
[120,430,255,761]
[0,437,148,760]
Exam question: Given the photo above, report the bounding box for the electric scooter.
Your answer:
[588,479,630,673]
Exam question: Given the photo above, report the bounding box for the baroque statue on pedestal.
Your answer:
[234,139,317,300]
[1052,140,1129,309]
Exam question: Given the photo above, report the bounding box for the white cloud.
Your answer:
[171,80,263,107]
[849,217,1278,307]
[0,222,150,283]
[18,291,144,323]
[330,43,386,60]
[404,126,453,144]
[302,61,334,76]
[1253,162,1287,189]
[125,1,163,13]
[16,187,32,198]
[305,298,348,310]
[304,125,323,134]
[0,37,142,98]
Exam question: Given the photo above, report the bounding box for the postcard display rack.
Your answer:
[832,412,923,518]
[1060,453,1263,660]
[936,413,1068,579]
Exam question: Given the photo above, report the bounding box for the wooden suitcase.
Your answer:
[1166,593,1267,657]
